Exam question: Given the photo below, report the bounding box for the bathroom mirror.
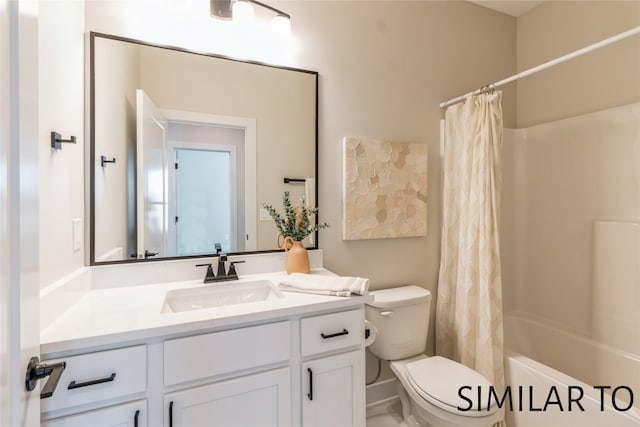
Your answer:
[89,32,318,264]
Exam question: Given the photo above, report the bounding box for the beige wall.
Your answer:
[285,1,516,356]
[517,0,640,127]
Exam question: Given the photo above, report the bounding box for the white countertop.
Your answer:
[41,269,371,356]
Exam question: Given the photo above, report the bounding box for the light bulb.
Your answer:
[271,14,291,36]
[232,0,254,24]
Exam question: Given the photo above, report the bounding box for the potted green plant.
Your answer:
[263,191,329,274]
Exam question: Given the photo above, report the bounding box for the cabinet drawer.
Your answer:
[164,321,291,386]
[301,309,363,356]
[41,345,147,414]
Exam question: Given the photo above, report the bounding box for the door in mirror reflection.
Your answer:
[175,149,234,255]
[168,123,246,256]
[136,89,167,259]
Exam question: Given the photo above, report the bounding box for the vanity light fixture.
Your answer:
[210,0,233,19]
[210,0,291,34]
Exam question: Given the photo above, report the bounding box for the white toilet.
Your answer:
[366,286,501,427]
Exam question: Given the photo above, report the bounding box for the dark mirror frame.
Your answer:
[89,32,319,265]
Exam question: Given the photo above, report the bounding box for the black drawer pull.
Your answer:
[68,372,116,390]
[169,401,174,427]
[134,410,140,427]
[307,368,313,401]
[321,328,349,339]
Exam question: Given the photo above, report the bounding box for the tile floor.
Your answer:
[366,398,406,427]
[367,412,406,427]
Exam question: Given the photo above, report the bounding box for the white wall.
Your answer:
[39,1,85,287]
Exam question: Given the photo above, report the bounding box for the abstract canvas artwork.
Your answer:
[342,136,427,240]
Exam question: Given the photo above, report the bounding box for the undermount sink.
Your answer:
[161,280,283,313]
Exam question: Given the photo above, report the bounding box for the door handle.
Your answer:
[25,356,66,399]
[132,250,160,258]
[307,368,313,401]
[144,250,159,258]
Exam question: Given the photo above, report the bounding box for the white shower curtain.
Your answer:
[436,92,505,396]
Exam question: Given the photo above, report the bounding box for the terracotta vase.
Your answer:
[283,236,310,274]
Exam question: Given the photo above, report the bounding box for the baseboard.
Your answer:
[366,377,398,407]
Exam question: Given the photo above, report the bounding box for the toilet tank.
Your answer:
[365,286,431,361]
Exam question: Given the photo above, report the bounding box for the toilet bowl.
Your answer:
[366,286,502,427]
[390,355,501,427]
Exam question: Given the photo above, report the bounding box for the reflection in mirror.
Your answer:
[90,32,318,264]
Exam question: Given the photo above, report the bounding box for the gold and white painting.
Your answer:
[342,136,427,240]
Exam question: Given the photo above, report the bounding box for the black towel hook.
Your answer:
[101,156,116,167]
[51,131,76,150]
[283,177,305,184]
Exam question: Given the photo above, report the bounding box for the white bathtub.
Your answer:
[504,312,640,427]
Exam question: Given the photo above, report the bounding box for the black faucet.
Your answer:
[195,243,245,283]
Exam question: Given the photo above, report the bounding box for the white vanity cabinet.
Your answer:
[41,302,367,427]
[300,309,366,427]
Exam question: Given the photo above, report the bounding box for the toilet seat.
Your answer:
[405,356,498,418]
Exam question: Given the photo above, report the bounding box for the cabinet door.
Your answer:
[165,367,291,427]
[42,400,146,427]
[302,350,365,427]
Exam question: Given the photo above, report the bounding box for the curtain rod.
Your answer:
[440,26,640,109]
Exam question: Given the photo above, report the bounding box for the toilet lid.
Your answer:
[406,356,498,416]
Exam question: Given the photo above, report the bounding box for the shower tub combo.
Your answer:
[504,312,640,427]
[499,103,640,427]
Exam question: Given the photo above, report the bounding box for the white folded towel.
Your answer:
[278,273,369,297]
